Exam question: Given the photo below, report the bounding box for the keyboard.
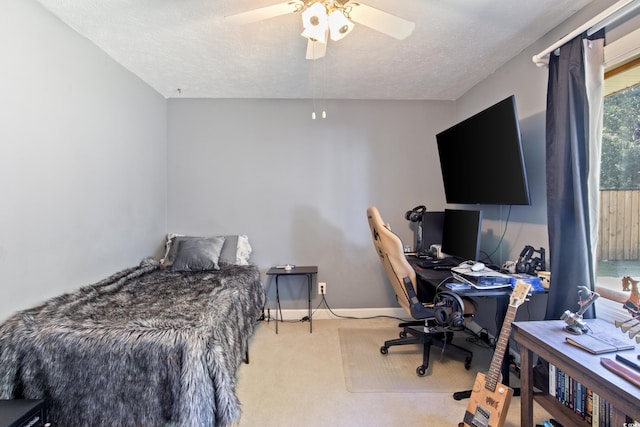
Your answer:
[417,258,461,269]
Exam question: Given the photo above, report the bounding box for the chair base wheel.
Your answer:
[416,365,427,376]
[465,356,472,370]
[380,346,388,355]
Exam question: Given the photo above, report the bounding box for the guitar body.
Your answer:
[461,372,513,427]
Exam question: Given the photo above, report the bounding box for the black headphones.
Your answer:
[516,245,546,275]
[405,205,426,222]
[433,291,466,328]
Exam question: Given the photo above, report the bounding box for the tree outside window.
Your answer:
[597,59,640,289]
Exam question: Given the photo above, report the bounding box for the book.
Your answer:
[548,363,557,397]
[592,391,600,427]
[565,332,636,354]
[584,387,593,424]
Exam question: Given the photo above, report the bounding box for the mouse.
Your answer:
[471,262,485,272]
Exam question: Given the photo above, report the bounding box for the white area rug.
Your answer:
[339,327,492,393]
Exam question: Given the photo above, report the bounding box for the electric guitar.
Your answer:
[460,280,532,427]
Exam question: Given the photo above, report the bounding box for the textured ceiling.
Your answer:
[36,0,594,100]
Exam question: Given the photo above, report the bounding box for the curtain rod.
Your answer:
[532,0,640,67]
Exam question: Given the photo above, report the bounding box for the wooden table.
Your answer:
[512,319,639,427]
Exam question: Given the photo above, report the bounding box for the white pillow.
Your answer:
[235,235,252,265]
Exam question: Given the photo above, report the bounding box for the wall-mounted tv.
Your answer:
[436,95,531,205]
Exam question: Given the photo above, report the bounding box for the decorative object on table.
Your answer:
[560,285,600,334]
[615,317,639,335]
[615,353,640,371]
[614,278,640,343]
[600,357,640,388]
[565,331,635,354]
[622,276,640,305]
[614,293,640,344]
[458,280,531,427]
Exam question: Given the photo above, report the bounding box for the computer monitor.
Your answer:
[441,208,483,261]
[421,211,444,253]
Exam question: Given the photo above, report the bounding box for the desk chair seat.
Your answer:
[367,206,474,376]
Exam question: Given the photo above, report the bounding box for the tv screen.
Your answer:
[441,208,482,261]
[436,95,531,205]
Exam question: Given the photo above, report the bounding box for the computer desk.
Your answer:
[407,256,514,399]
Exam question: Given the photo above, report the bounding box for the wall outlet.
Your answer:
[318,282,326,295]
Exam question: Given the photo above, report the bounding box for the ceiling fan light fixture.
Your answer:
[301,27,328,43]
[327,9,354,41]
[301,2,328,42]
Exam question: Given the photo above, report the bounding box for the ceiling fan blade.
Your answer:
[306,38,327,60]
[347,3,415,40]
[225,1,302,25]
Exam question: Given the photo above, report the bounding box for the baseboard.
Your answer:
[265,307,407,321]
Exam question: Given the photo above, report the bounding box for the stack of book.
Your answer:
[548,353,639,426]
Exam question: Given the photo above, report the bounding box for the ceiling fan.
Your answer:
[225,1,415,60]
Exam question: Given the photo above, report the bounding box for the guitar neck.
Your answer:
[485,304,518,392]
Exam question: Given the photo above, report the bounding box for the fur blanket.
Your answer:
[0,259,265,427]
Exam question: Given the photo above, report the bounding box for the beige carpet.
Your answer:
[236,319,552,427]
[339,327,493,393]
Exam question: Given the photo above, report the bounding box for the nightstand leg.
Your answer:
[307,273,312,333]
[275,276,280,334]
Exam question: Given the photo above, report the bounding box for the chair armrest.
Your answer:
[403,277,435,319]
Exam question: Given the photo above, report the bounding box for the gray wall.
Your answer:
[0,0,620,322]
[167,99,454,310]
[0,0,168,321]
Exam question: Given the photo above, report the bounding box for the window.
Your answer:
[596,56,640,291]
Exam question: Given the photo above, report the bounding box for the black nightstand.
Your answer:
[266,266,318,334]
[0,399,48,427]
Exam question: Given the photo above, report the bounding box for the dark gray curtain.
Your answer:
[545,33,603,320]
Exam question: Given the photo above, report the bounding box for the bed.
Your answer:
[0,234,265,427]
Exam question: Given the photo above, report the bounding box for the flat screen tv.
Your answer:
[436,95,531,205]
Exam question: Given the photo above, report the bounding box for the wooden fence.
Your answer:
[598,190,640,260]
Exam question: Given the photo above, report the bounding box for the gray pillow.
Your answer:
[170,237,225,272]
[164,235,197,267]
[218,235,239,265]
